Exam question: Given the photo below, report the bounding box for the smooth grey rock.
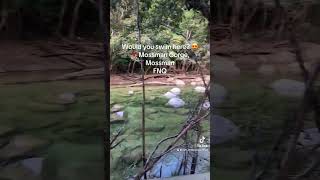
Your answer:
[270,79,305,98]
[195,86,206,93]
[213,84,227,105]
[213,56,240,77]
[170,87,181,95]
[0,135,49,159]
[21,158,44,176]
[167,98,185,108]
[111,104,124,112]
[149,150,209,178]
[298,128,320,147]
[211,115,240,145]
[57,92,76,105]
[163,91,178,99]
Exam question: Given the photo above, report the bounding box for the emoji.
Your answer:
[130,51,138,60]
[191,43,199,50]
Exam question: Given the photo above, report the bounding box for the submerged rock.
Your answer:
[0,135,49,160]
[213,84,227,105]
[270,79,305,98]
[213,57,240,78]
[57,92,76,105]
[167,98,185,108]
[298,128,320,147]
[211,115,240,145]
[21,157,44,176]
[149,150,209,178]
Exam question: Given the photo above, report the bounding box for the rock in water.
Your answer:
[115,111,124,118]
[21,158,44,176]
[163,92,177,99]
[213,84,227,105]
[0,135,49,159]
[111,104,124,112]
[194,86,206,93]
[270,79,305,98]
[57,92,76,105]
[167,98,185,108]
[211,115,240,145]
[170,87,181,95]
[213,56,240,78]
[175,79,185,87]
[298,128,320,147]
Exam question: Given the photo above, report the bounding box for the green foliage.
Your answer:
[110,0,209,72]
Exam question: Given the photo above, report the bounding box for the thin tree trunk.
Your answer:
[136,0,146,178]
[56,0,68,36]
[69,0,84,39]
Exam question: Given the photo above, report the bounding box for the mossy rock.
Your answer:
[111,104,125,112]
[110,113,127,124]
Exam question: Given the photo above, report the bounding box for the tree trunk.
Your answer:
[136,0,146,178]
[69,0,84,39]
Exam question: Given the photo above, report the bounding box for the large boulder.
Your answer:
[163,92,178,99]
[211,115,240,145]
[57,92,76,105]
[213,84,227,105]
[213,56,240,78]
[0,135,49,160]
[167,98,185,108]
[298,128,320,147]
[194,86,206,93]
[170,87,181,95]
[21,158,44,176]
[111,104,124,113]
[270,79,305,98]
